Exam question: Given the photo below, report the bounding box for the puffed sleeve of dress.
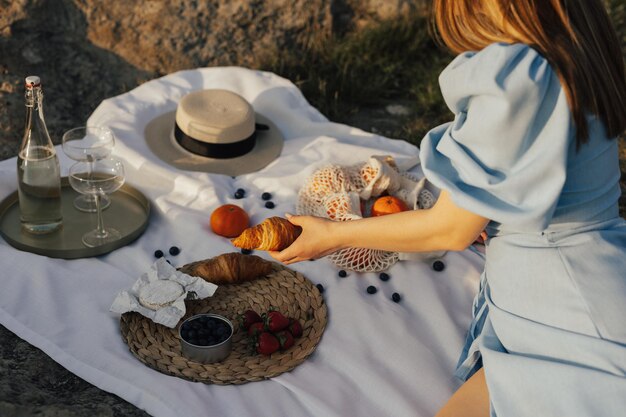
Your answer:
[419,43,573,232]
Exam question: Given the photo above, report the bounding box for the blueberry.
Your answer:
[261,192,272,201]
[366,285,377,294]
[379,272,390,282]
[181,330,189,340]
[338,270,347,278]
[188,338,199,346]
[316,283,325,293]
[392,292,401,303]
[234,188,245,199]
[432,260,445,272]
[154,249,164,258]
[205,320,216,329]
[198,338,208,346]
[169,246,180,256]
[187,330,197,339]
[241,248,253,255]
[265,201,275,209]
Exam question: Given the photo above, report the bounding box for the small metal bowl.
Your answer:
[179,313,234,364]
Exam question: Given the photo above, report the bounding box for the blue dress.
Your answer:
[419,43,626,416]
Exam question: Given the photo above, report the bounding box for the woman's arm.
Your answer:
[270,190,489,264]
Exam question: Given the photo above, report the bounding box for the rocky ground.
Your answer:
[0,1,624,416]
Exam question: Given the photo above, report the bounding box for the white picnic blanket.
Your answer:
[0,67,484,417]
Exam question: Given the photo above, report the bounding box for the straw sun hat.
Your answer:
[144,89,283,176]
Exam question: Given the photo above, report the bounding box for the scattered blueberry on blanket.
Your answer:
[234,188,245,199]
[265,201,275,209]
[379,272,390,282]
[154,249,164,258]
[261,192,272,201]
[392,293,401,303]
[316,283,325,293]
[432,260,445,272]
[241,248,253,255]
[169,246,180,256]
[367,285,377,294]
[338,270,347,278]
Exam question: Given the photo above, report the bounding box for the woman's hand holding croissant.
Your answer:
[269,191,491,265]
[269,214,343,265]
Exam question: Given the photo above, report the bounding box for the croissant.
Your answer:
[231,217,302,251]
[183,252,273,285]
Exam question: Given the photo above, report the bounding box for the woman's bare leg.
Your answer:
[435,368,490,417]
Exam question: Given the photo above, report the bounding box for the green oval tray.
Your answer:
[0,177,150,259]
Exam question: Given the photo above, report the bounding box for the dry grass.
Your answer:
[258,10,452,146]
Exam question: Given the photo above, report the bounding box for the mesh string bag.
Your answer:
[297,155,440,272]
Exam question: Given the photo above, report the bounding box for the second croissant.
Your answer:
[231,217,302,251]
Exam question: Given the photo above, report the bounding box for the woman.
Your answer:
[271,0,626,415]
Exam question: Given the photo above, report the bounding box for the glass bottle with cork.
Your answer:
[17,76,63,234]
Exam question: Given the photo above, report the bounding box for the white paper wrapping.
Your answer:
[110,258,217,328]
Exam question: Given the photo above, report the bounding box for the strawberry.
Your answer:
[287,318,303,338]
[256,332,280,355]
[247,321,265,338]
[264,310,290,332]
[238,309,262,330]
[275,330,295,351]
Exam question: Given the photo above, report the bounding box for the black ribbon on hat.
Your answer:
[174,123,269,159]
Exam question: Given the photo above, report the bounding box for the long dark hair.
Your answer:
[433,0,626,146]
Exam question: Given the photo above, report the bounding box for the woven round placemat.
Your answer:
[120,261,327,385]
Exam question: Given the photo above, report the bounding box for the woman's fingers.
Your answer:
[282,256,305,265]
[269,251,304,265]
[268,251,282,262]
[269,215,333,265]
[268,242,305,263]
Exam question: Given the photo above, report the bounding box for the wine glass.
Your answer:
[68,157,125,248]
[62,126,115,212]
